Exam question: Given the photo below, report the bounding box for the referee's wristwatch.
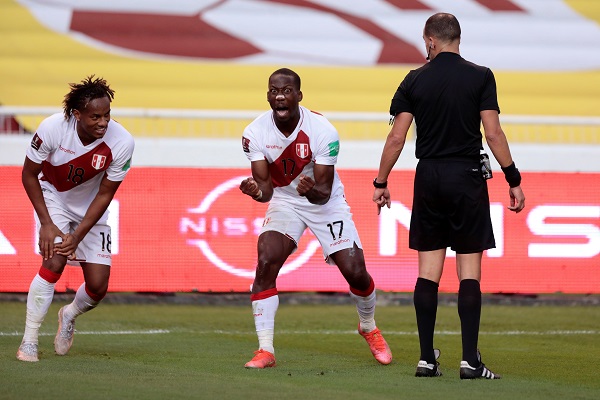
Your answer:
[373,178,388,189]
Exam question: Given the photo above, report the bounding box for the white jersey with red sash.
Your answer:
[26,113,134,221]
[242,106,344,211]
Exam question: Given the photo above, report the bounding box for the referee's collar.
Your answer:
[432,52,461,61]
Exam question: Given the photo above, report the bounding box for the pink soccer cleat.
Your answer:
[244,349,276,369]
[358,325,392,365]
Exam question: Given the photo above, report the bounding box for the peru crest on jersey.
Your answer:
[296,143,309,159]
[92,153,107,170]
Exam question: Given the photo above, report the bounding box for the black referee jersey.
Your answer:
[390,52,500,160]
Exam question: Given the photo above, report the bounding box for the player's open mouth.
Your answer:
[275,107,289,118]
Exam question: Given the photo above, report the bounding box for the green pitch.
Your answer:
[1,299,598,399]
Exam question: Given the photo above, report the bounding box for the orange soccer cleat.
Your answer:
[244,349,276,369]
[358,325,392,365]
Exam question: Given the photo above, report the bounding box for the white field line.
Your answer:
[1,329,598,337]
[0,329,170,336]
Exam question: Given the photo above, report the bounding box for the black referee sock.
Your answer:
[413,277,439,364]
[458,279,482,367]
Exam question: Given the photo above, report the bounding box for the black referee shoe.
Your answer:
[415,348,442,377]
[460,350,501,379]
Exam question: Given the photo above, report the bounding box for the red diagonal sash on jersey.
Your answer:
[41,142,113,192]
[269,130,312,188]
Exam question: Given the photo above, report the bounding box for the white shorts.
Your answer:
[261,200,363,265]
[35,193,112,266]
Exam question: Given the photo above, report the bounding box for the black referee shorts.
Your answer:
[409,158,496,254]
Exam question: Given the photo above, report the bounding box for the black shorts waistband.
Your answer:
[419,155,479,163]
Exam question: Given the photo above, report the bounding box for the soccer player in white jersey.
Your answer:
[239,68,392,368]
[16,76,135,362]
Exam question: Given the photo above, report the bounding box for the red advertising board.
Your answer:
[0,167,598,293]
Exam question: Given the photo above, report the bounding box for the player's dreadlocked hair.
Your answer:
[62,75,115,120]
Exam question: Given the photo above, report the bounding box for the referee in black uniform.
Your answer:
[372,12,525,379]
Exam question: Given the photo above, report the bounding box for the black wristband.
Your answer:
[501,162,522,188]
[373,178,388,189]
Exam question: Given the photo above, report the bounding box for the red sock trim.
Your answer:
[250,288,278,301]
[350,277,375,297]
[38,266,61,283]
[84,285,105,302]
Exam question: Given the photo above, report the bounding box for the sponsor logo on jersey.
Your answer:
[59,145,75,155]
[328,140,339,157]
[296,143,309,159]
[30,133,43,151]
[242,136,250,153]
[92,154,107,170]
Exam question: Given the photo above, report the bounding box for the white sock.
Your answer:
[350,289,377,333]
[63,283,100,322]
[22,274,56,344]
[257,329,274,354]
[252,295,279,354]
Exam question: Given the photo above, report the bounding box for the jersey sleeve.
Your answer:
[389,70,416,117]
[313,119,340,166]
[242,126,265,162]
[25,115,60,164]
[479,68,501,114]
[106,127,135,182]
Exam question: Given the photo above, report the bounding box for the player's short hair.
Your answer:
[63,75,115,119]
[270,68,301,90]
[424,13,461,43]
